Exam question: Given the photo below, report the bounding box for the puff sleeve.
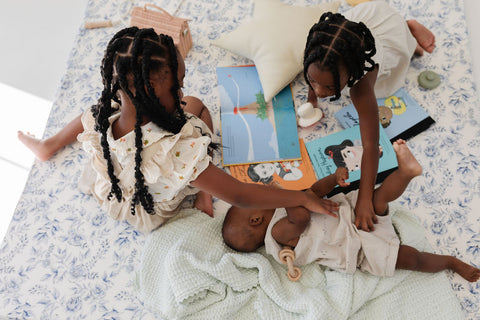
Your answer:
[77,110,213,233]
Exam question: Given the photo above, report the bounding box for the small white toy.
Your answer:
[297,102,323,127]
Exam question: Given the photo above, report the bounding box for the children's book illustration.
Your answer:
[325,139,384,173]
[229,139,317,190]
[335,88,435,141]
[305,125,398,196]
[216,65,300,166]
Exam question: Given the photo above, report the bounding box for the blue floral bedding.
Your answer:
[0,0,478,318]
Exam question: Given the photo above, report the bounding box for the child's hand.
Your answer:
[354,198,378,232]
[303,189,339,217]
[335,167,350,187]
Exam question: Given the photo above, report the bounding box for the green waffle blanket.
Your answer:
[135,203,463,319]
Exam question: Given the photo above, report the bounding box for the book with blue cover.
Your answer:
[305,125,398,196]
[216,65,301,166]
[334,88,435,142]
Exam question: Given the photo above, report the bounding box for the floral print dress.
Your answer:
[77,107,212,232]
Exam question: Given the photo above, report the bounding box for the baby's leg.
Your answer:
[193,191,214,217]
[182,96,214,217]
[18,114,83,161]
[396,245,480,282]
[372,139,422,215]
[407,20,435,56]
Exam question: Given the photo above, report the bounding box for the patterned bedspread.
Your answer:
[0,0,478,318]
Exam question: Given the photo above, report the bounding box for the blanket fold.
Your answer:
[136,205,463,320]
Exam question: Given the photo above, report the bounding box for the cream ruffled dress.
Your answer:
[344,0,417,98]
[78,107,212,232]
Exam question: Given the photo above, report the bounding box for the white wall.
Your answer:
[0,0,89,101]
[0,0,89,241]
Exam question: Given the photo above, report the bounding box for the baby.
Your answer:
[222,140,480,282]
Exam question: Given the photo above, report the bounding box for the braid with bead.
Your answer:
[91,27,186,215]
[303,12,376,101]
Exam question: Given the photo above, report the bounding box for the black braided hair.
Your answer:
[324,139,354,168]
[303,12,376,101]
[90,27,187,215]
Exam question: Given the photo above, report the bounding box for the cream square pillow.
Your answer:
[213,0,340,101]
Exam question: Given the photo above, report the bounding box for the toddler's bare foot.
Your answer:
[18,131,54,161]
[393,139,422,178]
[407,20,435,55]
[450,257,480,282]
[194,191,214,217]
[414,44,424,57]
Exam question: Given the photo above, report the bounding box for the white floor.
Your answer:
[0,0,479,242]
[464,0,480,91]
[0,0,89,241]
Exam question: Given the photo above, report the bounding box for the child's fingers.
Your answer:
[323,210,338,218]
[336,168,349,186]
[324,206,339,218]
[318,206,338,217]
[338,179,350,187]
[355,216,375,232]
[305,189,339,217]
[323,198,339,210]
[314,199,339,217]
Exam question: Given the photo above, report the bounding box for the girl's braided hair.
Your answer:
[91,27,186,215]
[303,12,376,101]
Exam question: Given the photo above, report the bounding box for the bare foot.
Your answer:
[194,191,214,217]
[407,20,435,55]
[414,43,424,57]
[18,131,54,161]
[450,257,480,282]
[393,139,422,178]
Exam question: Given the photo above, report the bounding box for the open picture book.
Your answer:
[228,139,317,190]
[335,88,435,141]
[216,65,301,166]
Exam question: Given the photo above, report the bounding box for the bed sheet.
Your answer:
[1,0,479,319]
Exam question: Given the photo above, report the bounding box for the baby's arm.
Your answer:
[271,206,311,247]
[190,163,339,215]
[271,166,348,247]
[310,167,349,198]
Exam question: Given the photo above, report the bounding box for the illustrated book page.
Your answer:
[216,65,300,166]
[305,125,398,196]
[335,88,435,141]
[228,139,317,190]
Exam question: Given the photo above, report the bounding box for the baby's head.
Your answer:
[222,206,275,252]
[303,12,376,101]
